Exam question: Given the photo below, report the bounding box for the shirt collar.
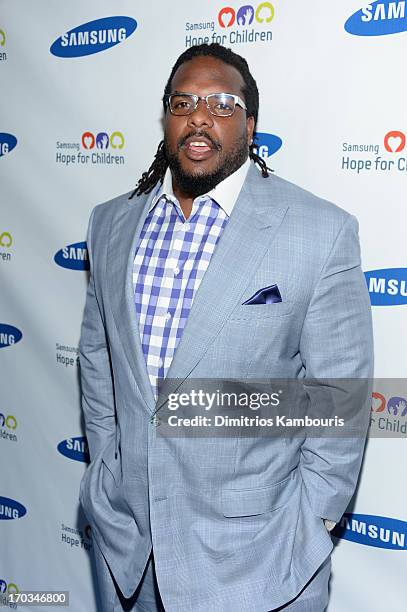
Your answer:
[149,157,251,217]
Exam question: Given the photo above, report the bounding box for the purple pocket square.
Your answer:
[242,284,282,305]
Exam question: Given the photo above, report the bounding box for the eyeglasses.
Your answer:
[164,92,247,117]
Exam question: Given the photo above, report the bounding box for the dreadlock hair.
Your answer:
[129,43,272,199]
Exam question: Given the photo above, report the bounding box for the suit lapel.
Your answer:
[107,189,157,414]
[155,164,289,412]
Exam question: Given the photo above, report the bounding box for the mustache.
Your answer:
[178,131,221,150]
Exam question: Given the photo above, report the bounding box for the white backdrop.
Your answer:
[1,1,406,610]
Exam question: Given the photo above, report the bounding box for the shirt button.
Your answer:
[150,415,161,427]
[174,267,180,276]
[165,312,171,321]
[184,223,190,231]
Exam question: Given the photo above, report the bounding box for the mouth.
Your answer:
[180,135,220,161]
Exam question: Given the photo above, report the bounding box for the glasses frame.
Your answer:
[164,92,247,117]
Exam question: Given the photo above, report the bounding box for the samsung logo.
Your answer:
[0,133,17,157]
[365,268,407,305]
[345,1,407,36]
[333,513,407,549]
[54,241,89,271]
[253,132,282,159]
[50,16,137,58]
[0,496,27,520]
[58,436,90,463]
[0,324,23,348]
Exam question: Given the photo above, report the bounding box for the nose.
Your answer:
[187,98,214,129]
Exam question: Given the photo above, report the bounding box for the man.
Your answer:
[79,43,373,612]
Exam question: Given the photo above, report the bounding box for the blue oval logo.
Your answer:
[253,132,282,159]
[345,1,407,36]
[365,268,407,305]
[50,16,138,58]
[54,241,89,271]
[0,324,22,348]
[0,133,17,157]
[0,496,27,520]
[333,513,407,549]
[58,436,90,463]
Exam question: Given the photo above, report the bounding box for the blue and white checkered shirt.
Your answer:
[132,158,250,398]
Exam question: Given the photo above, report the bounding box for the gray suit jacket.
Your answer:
[79,163,373,611]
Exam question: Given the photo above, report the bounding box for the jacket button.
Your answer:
[150,415,161,426]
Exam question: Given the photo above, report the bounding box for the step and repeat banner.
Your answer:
[1,1,406,610]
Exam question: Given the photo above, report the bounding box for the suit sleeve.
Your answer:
[79,207,116,462]
[299,214,374,523]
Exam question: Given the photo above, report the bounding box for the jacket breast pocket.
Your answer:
[221,470,298,517]
[228,301,293,321]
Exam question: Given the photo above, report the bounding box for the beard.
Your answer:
[164,131,249,199]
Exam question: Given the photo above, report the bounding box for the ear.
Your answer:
[246,116,255,146]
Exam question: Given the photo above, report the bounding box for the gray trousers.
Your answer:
[92,545,330,612]
[92,546,164,612]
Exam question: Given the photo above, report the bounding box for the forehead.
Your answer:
[170,56,245,96]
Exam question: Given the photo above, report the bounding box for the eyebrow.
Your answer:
[170,90,242,96]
